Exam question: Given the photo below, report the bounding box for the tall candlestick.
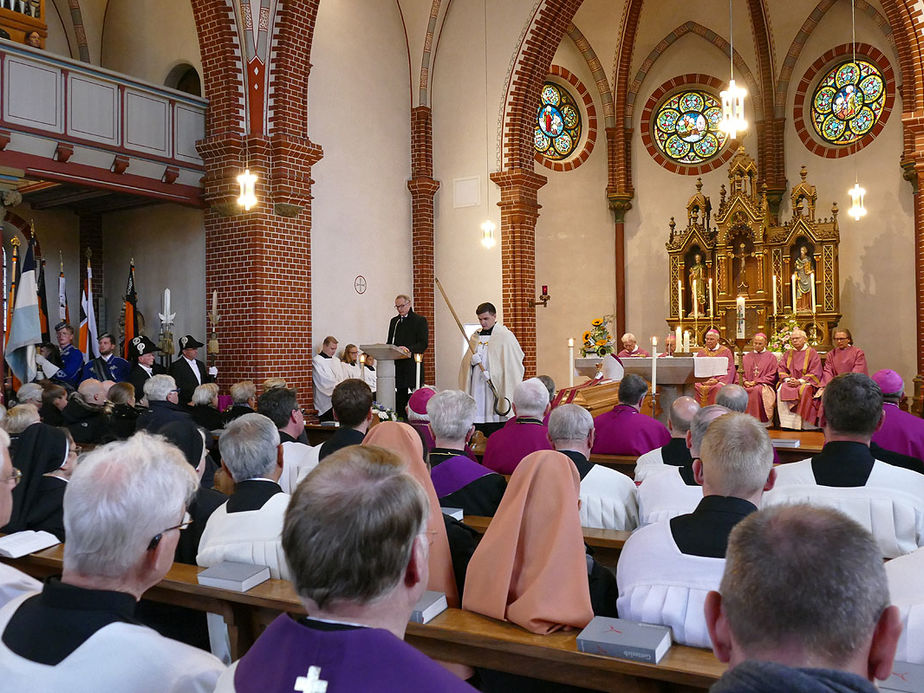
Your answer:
[708,278,714,321]
[414,353,422,390]
[568,337,574,388]
[791,273,797,313]
[692,279,699,320]
[810,272,816,314]
[772,275,777,316]
[677,280,683,319]
[651,337,658,395]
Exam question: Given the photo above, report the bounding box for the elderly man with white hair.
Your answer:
[481,378,553,474]
[197,413,290,579]
[549,404,638,530]
[776,327,822,430]
[617,332,650,358]
[0,431,225,691]
[137,374,192,433]
[14,383,42,409]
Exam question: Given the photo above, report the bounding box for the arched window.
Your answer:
[653,90,727,165]
[810,59,884,146]
[534,82,582,161]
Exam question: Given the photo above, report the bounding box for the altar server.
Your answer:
[312,335,343,421]
[693,328,736,406]
[738,332,778,423]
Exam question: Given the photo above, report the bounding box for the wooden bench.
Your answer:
[3,545,725,692]
[463,515,629,568]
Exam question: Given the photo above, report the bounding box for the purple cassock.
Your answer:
[482,417,553,474]
[693,346,737,406]
[591,404,671,456]
[739,350,779,422]
[816,345,868,426]
[231,615,474,692]
[778,347,823,423]
[617,348,650,358]
[872,402,924,461]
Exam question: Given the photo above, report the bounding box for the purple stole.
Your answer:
[431,454,493,498]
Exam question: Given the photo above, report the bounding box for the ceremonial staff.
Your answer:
[434,276,511,416]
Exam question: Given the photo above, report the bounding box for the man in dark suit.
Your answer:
[169,335,214,407]
[127,335,166,403]
[386,294,427,418]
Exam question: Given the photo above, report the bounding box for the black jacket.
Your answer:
[387,310,428,388]
[169,358,213,407]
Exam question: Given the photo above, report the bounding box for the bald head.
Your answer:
[668,396,699,438]
[78,379,107,406]
[716,384,748,413]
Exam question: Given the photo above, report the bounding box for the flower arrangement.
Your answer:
[371,402,398,422]
[581,315,617,357]
[767,314,818,353]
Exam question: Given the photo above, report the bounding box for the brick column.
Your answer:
[490,168,546,378]
[607,192,631,339]
[408,106,439,384]
[78,213,103,316]
[757,117,787,219]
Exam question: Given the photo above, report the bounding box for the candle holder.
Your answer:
[532,285,551,308]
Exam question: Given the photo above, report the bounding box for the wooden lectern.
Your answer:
[359,344,410,412]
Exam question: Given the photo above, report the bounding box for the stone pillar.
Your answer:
[903,155,924,416]
[490,168,546,379]
[408,106,439,384]
[607,191,632,339]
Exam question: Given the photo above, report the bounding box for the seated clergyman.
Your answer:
[213,445,475,692]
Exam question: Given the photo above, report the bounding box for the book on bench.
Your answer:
[0,530,60,558]
[196,562,271,592]
[440,507,463,521]
[409,590,447,624]
[771,439,801,448]
[881,662,924,692]
[577,616,672,664]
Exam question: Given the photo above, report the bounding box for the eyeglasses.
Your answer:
[2,468,21,487]
[147,511,193,551]
[395,302,409,310]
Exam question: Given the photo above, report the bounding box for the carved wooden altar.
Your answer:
[665,147,842,349]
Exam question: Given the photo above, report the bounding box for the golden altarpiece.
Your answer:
[665,147,842,349]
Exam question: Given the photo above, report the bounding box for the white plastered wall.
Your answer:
[309,0,413,355]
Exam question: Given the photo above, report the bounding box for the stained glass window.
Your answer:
[653,90,728,165]
[535,82,582,160]
[810,60,885,145]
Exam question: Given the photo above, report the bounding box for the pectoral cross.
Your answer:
[294,665,328,693]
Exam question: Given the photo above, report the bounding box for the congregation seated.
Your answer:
[737,333,778,424]
[257,386,318,493]
[716,384,781,464]
[535,374,556,425]
[159,421,228,566]
[463,449,617,691]
[4,423,73,541]
[616,332,649,358]
[137,375,192,433]
[482,378,553,474]
[3,404,41,441]
[549,404,637,531]
[0,427,43,606]
[363,422,470,607]
[764,373,924,558]
[870,369,924,463]
[705,505,901,692]
[426,389,506,517]
[618,412,775,648]
[634,396,698,483]
[693,329,736,406]
[318,378,373,461]
[885,546,924,664]
[223,380,257,425]
[61,378,109,444]
[776,327,822,430]
[591,373,669,456]
[312,335,342,421]
[0,432,225,691]
[15,383,43,410]
[189,383,224,431]
[105,382,140,441]
[213,446,475,692]
[39,383,67,427]
[197,413,291,580]
[406,386,436,452]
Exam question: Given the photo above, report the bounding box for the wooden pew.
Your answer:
[4,545,725,692]
[463,515,629,568]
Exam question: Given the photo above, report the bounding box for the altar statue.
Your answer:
[794,245,814,312]
[688,253,707,316]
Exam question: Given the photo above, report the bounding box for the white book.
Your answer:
[0,530,59,558]
[196,561,271,592]
[771,439,801,448]
[440,507,463,521]
[410,590,447,624]
[577,616,672,664]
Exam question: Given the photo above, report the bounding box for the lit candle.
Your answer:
[810,272,816,314]
[414,353,422,390]
[675,326,682,352]
[359,354,366,382]
[791,273,797,313]
[542,285,548,295]
[651,336,658,395]
[211,290,217,315]
[708,277,714,320]
[683,330,691,352]
[677,280,682,319]
[736,296,746,339]
[692,279,699,320]
[772,274,777,316]
[568,337,574,387]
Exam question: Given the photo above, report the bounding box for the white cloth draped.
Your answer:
[0,563,40,609]
[886,548,924,664]
[637,467,702,526]
[579,465,639,531]
[279,441,320,494]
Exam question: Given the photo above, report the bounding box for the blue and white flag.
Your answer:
[5,239,41,383]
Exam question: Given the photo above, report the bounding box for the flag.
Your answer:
[123,260,138,359]
[78,260,99,361]
[5,240,19,349]
[58,257,69,324]
[36,258,50,343]
[5,239,42,383]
